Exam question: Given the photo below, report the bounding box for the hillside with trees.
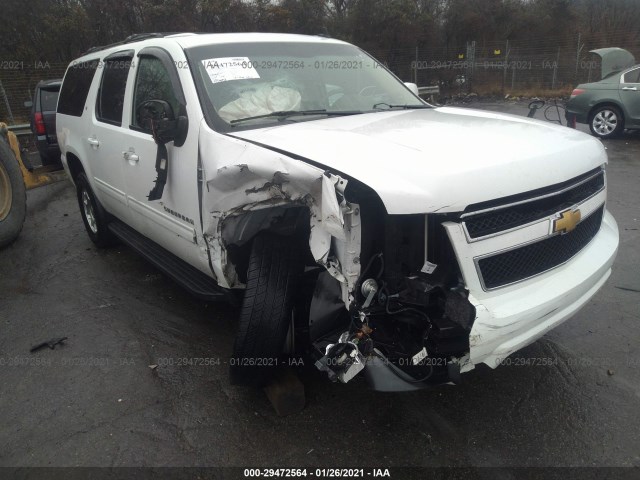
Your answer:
[1,0,638,63]
[1,0,639,122]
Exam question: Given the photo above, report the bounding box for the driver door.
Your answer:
[122,50,201,264]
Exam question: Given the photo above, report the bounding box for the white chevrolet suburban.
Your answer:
[57,33,619,391]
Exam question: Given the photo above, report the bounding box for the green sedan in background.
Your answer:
[567,47,640,139]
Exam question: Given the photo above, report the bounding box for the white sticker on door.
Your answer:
[201,57,260,84]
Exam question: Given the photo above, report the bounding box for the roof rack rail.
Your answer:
[82,32,187,56]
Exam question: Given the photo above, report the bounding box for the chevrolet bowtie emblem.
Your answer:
[553,209,581,234]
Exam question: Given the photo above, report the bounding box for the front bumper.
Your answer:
[464,209,618,371]
[361,211,617,389]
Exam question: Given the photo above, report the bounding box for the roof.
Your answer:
[76,32,347,61]
[82,32,192,55]
[35,79,63,89]
[171,32,347,49]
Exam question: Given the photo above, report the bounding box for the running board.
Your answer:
[108,220,232,303]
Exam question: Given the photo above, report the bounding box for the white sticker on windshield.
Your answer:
[201,57,260,84]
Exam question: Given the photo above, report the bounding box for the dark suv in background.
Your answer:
[29,79,62,166]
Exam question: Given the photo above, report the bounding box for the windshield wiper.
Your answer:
[372,103,432,110]
[230,109,361,125]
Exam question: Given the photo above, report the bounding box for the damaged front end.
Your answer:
[309,193,476,391]
[200,127,475,391]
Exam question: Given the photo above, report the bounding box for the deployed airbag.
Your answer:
[218,85,301,122]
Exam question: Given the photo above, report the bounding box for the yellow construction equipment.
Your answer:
[0,121,66,248]
[1,122,67,188]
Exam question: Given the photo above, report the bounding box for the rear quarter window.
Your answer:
[58,60,99,116]
[622,67,640,83]
[39,88,60,112]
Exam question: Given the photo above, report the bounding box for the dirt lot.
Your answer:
[1,102,639,476]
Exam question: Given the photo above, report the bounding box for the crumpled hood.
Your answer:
[231,107,606,214]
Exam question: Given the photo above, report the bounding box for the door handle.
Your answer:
[87,137,100,148]
[123,150,139,165]
[622,86,637,91]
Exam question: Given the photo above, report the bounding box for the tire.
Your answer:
[0,138,26,249]
[589,105,624,139]
[75,172,115,248]
[230,233,303,387]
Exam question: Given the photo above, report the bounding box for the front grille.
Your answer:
[464,169,604,238]
[477,205,604,290]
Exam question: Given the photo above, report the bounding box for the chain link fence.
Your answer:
[1,36,638,124]
[0,63,67,124]
[370,37,639,97]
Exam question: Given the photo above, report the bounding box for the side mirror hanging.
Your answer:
[137,100,188,201]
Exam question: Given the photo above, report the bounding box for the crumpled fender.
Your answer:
[199,121,360,301]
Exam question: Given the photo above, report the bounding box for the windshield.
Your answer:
[185,41,425,131]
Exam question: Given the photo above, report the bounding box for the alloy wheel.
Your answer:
[592,109,618,136]
[82,189,98,234]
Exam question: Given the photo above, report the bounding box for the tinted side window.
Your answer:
[132,56,180,130]
[58,60,98,116]
[623,68,640,83]
[96,58,133,125]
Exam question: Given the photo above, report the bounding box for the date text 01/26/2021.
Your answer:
[243,468,391,477]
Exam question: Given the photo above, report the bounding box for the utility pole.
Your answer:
[575,32,584,82]
[466,41,476,93]
[502,39,510,95]
[414,46,418,85]
[552,47,560,90]
[511,53,516,90]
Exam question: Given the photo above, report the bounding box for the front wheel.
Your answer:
[230,233,303,387]
[75,172,115,248]
[589,106,624,139]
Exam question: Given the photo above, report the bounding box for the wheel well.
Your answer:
[589,102,625,123]
[66,153,85,183]
[223,206,312,284]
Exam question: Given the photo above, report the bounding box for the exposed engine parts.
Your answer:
[360,278,379,308]
[312,234,476,389]
[305,189,477,390]
[315,332,366,384]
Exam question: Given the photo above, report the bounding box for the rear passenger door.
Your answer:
[88,51,134,222]
[620,66,640,125]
